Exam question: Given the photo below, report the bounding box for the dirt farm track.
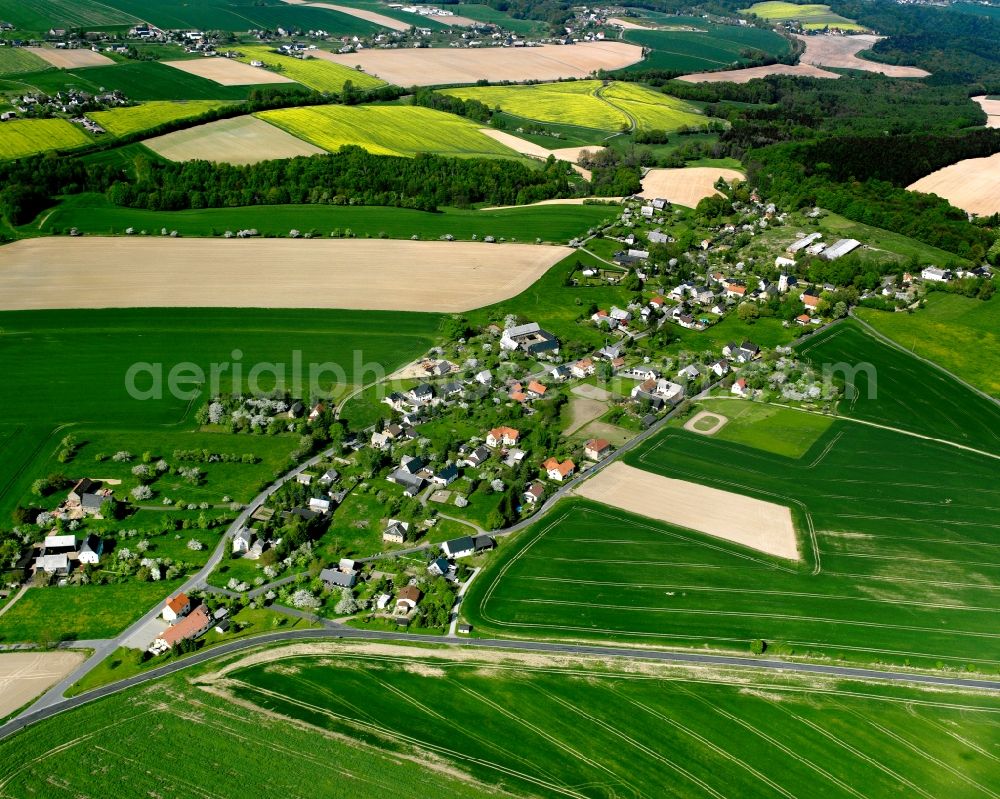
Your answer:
[0,238,572,312]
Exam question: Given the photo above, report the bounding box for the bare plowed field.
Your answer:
[25,47,113,68]
[0,238,571,312]
[679,62,838,82]
[0,651,84,718]
[973,95,1000,129]
[640,167,744,206]
[145,116,325,164]
[907,152,1000,216]
[575,461,799,559]
[163,58,296,86]
[314,41,643,86]
[479,129,603,178]
[794,34,929,77]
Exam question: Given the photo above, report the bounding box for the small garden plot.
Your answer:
[88,100,232,137]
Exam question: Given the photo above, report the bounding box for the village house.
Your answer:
[428,556,451,577]
[431,464,460,486]
[709,359,730,377]
[77,534,103,565]
[523,482,545,505]
[571,358,595,379]
[309,497,332,514]
[542,457,575,482]
[731,377,749,397]
[34,553,70,575]
[723,341,760,363]
[395,585,422,614]
[487,426,520,448]
[232,527,254,554]
[155,604,211,650]
[801,291,821,312]
[921,266,952,282]
[68,478,100,505]
[442,536,476,558]
[500,322,559,356]
[162,592,191,622]
[526,380,547,398]
[383,519,410,544]
[584,439,612,460]
[320,567,357,589]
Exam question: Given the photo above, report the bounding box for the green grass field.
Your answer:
[452,2,547,34]
[88,100,232,137]
[623,18,792,73]
[686,398,833,457]
[0,308,440,520]
[0,665,493,797]
[741,1,867,31]
[215,649,1000,799]
[0,117,91,160]
[856,294,1000,399]
[442,80,709,132]
[33,193,615,242]
[0,0,137,31]
[0,580,182,643]
[796,319,1000,453]
[258,104,524,158]
[235,46,384,93]
[951,0,1000,17]
[0,61,262,101]
[0,46,49,76]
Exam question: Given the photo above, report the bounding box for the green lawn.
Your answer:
[686,398,833,458]
[0,46,49,75]
[0,308,440,520]
[856,293,1000,399]
[33,193,617,243]
[0,580,182,643]
[796,319,1000,454]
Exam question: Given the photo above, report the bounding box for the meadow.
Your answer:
[216,648,1000,799]
[741,1,867,30]
[0,0,136,31]
[0,117,91,160]
[622,19,792,73]
[795,319,1000,453]
[257,104,524,158]
[442,80,708,132]
[683,398,833,458]
[88,100,233,137]
[235,46,384,93]
[0,667,493,798]
[0,46,48,76]
[35,193,616,242]
[856,294,1000,398]
[0,61,258,101]
[0,308,441,520]
[0,580,182,644]
[466,417,1000,672]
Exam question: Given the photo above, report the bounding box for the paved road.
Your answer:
[3,626,998,744]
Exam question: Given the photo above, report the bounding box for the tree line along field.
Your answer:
[856,295,1000,399]
[257,104,526,158]
[35,193,617,242]
[795,319,1000,454]
[441,80,710,132]
[234,46,384,93]
[740,1,867,31]
[87,100,234,137]
[621,19,793,73]
[0,308,441,520]
[465,418,1000,672]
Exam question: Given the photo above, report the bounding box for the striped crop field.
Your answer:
[741,1,867,30]
[234,45,384,92]
[0,46,49,76]
[257,104,522,158]
[0,117,91,160]
[88,100,233,137]
[441,79,710,132]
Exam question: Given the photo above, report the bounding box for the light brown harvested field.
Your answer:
[144,116,325,164]
[479,129,603,179]
[906,153,1000,217]
[576,420,634,447]
[315,41,644,86]
[563,397,607,435]
[281,0,411,31]
[678,62,838,83]
[607,17,648,29]
[0,651,85,718]
[640,166,744,207]
[973,96,1000,129]
[162,57,296,86]
[576,461,799,559]
[481,197,623,210]
[0,238,571,312]
[794,33,929,77]
[25,47,114,69]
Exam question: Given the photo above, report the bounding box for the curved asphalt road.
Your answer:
[3,626,999,744]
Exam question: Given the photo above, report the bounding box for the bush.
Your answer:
[750,638,767,655]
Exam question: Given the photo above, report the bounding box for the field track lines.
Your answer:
[532,555,729,570]
[451,682,617,784]
[609,687,799,799]
[93,744,229,799]
[807,429,844,467]
[836,705,1000,798]
[918,715,1000,764]
[674,685,869,799]
[298,675,378,723]
[824,571,1000,590]
[770,705,938,799]
[534,686,729,799]
[231,680,589,798]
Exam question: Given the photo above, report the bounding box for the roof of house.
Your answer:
[525,482,545,498]
[79,534,102,555]
[81,493,106,511]
[320,568,357,588]
[527,380,547,395]
[71,478,99,495]
[437,464,460,481]
[586,438,610,452]
[397,585,422,603]
[489,426,519,441]
[166,593,190,614]
[44,534,77,550]
[543,457,574,477]
[161,605,210,646]
[444,535,475,554]
[505,322,540,338]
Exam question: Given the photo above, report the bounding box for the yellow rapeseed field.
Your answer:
[257,104,522,158]
[0,118,92,160]
[235,46,384,93]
